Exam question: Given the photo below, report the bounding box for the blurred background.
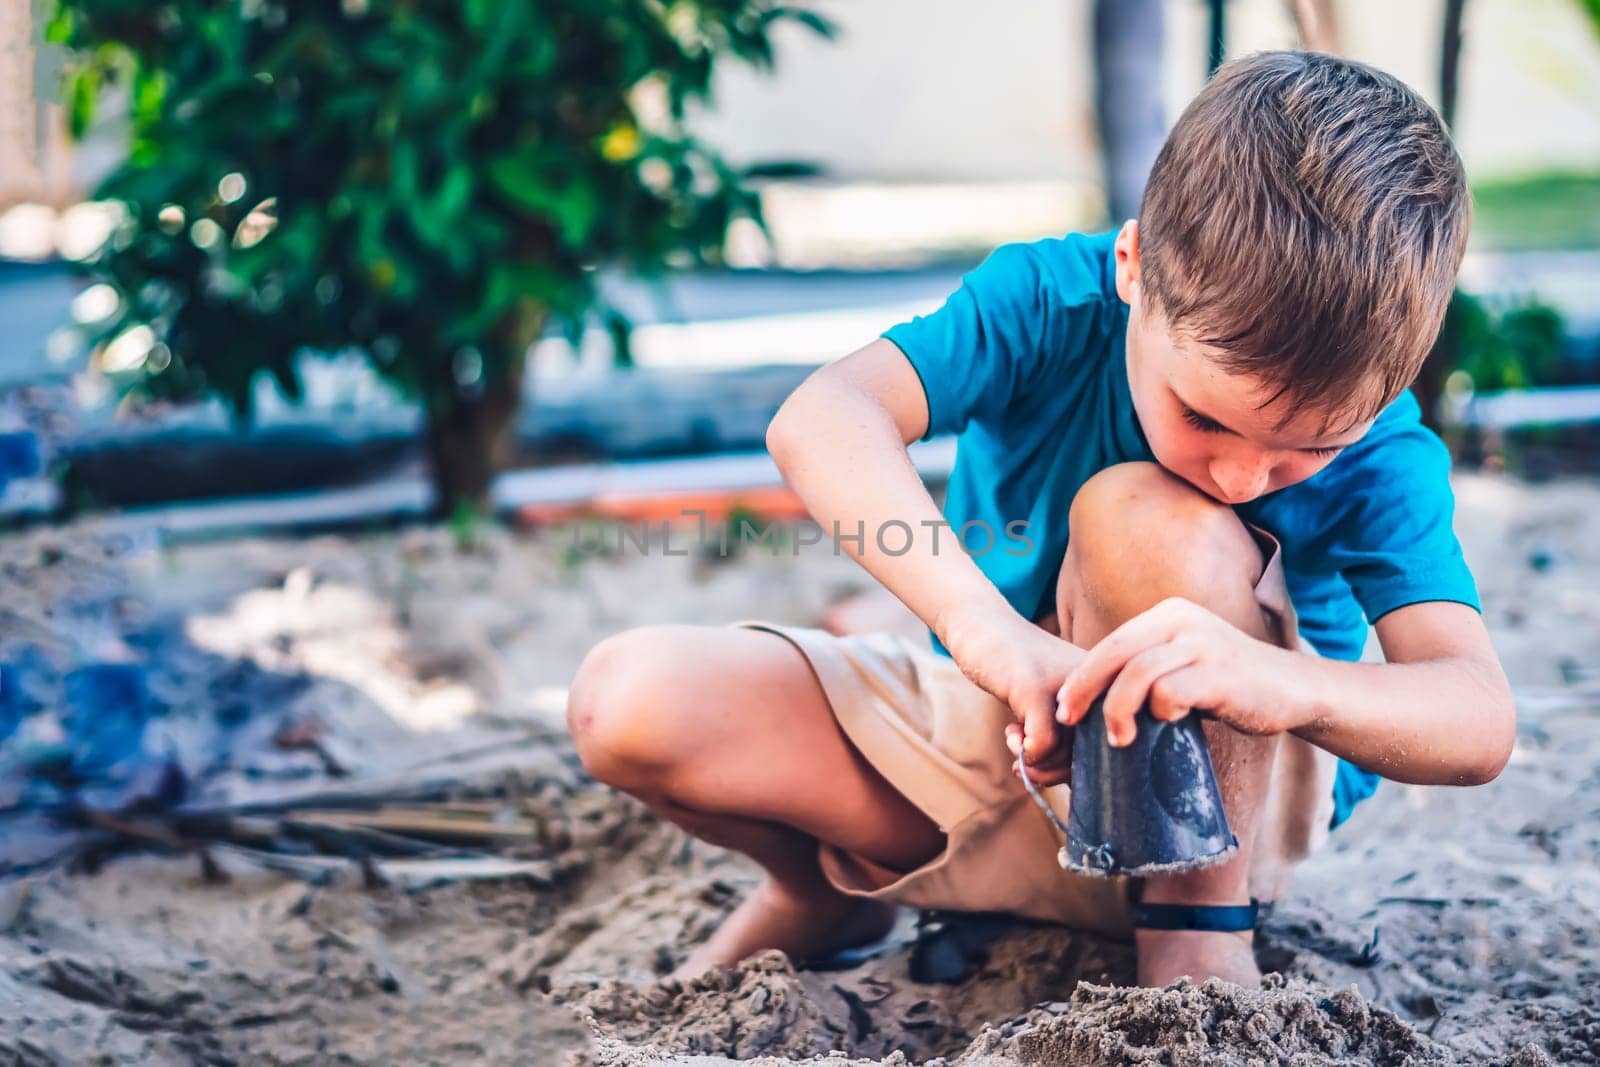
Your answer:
[1,0,1597,528]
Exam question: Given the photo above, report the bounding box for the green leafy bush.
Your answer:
[1439,291,1567,392]
[1414,289,1572,432]
[50,0,828,513]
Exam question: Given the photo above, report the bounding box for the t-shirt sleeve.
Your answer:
[1311,401,1481,623]
[880,240,1097,441]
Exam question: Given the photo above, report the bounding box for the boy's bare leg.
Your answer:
[568,625,946,977]
[1058,462,1283,988]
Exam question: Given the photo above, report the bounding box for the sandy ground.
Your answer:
[1,471,1598,1066]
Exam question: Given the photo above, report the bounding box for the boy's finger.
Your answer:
[1014,740,1072,775]
[1103,693,1140,747]
[1058,615,1163,724]
[1149,698,1193,722]
[1061,647,1127,726]
[1102,642,1195,734]
[1018,763,1071,787]
[1148,665,1206,722]
[1020,695,1059,764]
[1024,733,1072,769]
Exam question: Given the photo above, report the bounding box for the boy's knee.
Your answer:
[568,626,685,791]
[1066,462,1263,607]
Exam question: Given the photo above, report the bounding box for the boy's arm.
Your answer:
[1292,601,1515,785]
[767,338,1083,762]
[1056,597,1515,786]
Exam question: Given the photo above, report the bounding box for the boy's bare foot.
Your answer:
[673,877,898,979]
[1134,926,1261,988]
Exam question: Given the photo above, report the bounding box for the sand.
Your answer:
[2,471,1598,1065]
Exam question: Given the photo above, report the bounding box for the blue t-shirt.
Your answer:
[882,231,1480,828]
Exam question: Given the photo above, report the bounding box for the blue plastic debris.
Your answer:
[60,663,151,779]
[0,663,21,742]
[0,431,41,482]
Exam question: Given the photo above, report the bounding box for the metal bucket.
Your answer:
[1062,698,1236,876]
[1019,696,1236,877]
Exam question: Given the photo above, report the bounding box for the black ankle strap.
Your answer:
[1132,900,1259,932]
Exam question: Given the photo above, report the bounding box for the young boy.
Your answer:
[567,51,1516,989]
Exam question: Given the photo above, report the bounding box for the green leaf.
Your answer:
[132,69,166,127]
[1578,0,1600,42]
[43,8,75,45]
[761,7,838,39]
[68,66,100,139]
[485,154,599,245]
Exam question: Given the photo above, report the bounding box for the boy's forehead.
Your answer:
[1176,344,1377,442]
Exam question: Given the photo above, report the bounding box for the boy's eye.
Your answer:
[1181,400,1344,459]
[1181,406,1227,434]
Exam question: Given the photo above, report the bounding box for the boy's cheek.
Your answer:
[1144,432,1206,489]
[1133,405,1193,464]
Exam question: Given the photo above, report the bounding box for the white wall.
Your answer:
[697,0,1600,183]
[695,0,1100,183]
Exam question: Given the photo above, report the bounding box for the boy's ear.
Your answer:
[1114,219,1141,305]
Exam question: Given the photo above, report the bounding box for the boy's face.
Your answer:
[1114,222,1373,505]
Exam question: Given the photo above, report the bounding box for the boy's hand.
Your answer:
[1055,596,1308,747]
[938,599,1083,786]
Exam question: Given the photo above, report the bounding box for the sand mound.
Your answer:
[960,975,1449,1066]
[576,959,1461,1067]
[583,952,844,1062]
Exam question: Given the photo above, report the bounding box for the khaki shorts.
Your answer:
[729,535,1337,938]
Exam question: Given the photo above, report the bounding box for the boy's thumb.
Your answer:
[1021,696,1058,761]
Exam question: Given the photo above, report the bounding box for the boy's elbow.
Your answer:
[766,397,800,464]
[1459,747,1510,787]
[1460,688,1517,786]
[766,370,838,463]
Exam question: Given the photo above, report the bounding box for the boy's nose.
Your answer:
[1208,458,1272,504]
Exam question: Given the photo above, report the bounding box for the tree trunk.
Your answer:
[1414,0,1469,433]
[1439,0,1468,130]
[1207,0,1228,77]
[1091,0,1166,224]
[423,363,525,520]
[1288,0,1340,53]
